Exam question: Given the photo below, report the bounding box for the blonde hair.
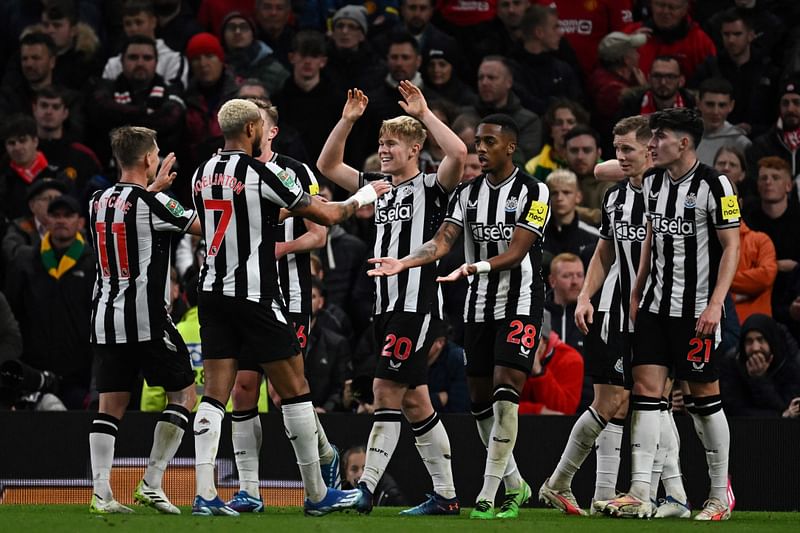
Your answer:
[110,126,156,169]
[546,169,579,190]
[379,116,427,147]
[550,252,582,274]
[218,98,261,137]
[363,152,381,172]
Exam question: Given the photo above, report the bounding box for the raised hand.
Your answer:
[342,88,369,122]
[367,256,404,277]
[370,179,392,198]
[397,80,428,118]
[149,152,177,192]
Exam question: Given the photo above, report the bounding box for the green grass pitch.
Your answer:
[1,506,798,533]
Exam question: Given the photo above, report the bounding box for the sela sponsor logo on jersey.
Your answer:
[375,202,413,224]
[559,19,593,35]
[505,196,518,212]
[650,213,696,236]
[470,221,515,242]
[614,220,647,242]
[721,195,740,221]
[525,200,548,228]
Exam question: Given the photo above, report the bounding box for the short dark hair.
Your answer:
[649,108,704,150]
[719,7,753,30]
[292,29,327,57]
[2,114,38,141]
[123,0,156,18]
[110,126,157,169]
[479,113,519,141]
[699,77,734,100]
[387,30,419,55]
[543,98,590,135]
[20,32,57,57]
[43,0,78,25]
[613,115,652,144]
[651,55,682,72]
[520,4,556,35]
[564,125,601,147]
[121,35,158,57]
[481,55,514,80]
[34,85,67,104]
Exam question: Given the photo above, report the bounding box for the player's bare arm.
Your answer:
[696,226,740,336]
[397,80,467,192]
[290,180,390,226]
[276,219,327,259]
[367,221,462,277]
[316,88,368,193]
[630,221,653,325]
[188,217,202,236]
[575,239,616,335]
[438,226,538,283]
[594,159,625,182]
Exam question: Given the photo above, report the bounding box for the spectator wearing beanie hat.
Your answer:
[746,75,800,202]
[220,10,289,96]
[325,5,387,94]
[183,32,241,183]
[422,44,477,107]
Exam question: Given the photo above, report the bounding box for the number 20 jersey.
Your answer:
[89,183,196,344]
[444,168,551,322]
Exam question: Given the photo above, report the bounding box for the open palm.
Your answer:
[398,80,427,118]
[343,88,369,122]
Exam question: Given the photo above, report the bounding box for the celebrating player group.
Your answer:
[87,78,738,521]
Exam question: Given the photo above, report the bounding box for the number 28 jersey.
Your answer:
[444,168,551,322]
[89,183,196,344]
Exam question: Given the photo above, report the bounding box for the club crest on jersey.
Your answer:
[165,199,184,216]
[684,192,697,209]
[277,169,296,190]
[505,196,518,212]
[396,185,414,199]
[525,200,548,228]
[721,195,740,221]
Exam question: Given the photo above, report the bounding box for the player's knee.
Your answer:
[230,384,258,410]
[173,385,197,411]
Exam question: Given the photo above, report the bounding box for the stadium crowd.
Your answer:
[1,0,800,425]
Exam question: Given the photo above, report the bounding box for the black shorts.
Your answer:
[464,315,542,377]
[199,292,300,366]
[631,311,721,383]
[585,311,632,388]
[238,312,310,373]
[373,312,439,387]
[93,323,194,393]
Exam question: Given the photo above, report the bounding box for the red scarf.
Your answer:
[640,90,686,115]
[9,151,48,184]
[783,128,800,152]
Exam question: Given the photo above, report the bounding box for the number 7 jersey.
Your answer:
[89,183,197,343]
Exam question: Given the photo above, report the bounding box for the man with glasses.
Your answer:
[620,56,695,120]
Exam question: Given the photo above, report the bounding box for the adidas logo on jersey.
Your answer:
[375,203,413,224]
[614,221,647,241]
[651,214,696,236]
[470,221,514,242]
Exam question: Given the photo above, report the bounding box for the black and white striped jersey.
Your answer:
[269,153,320,315]
[89,184,196,344]
[640,161,740,318]
[192,149,304,303]
[598,178,647,332]
[444,168,551,322]
[362,171,449,317]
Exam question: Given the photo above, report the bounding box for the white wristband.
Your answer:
[474,261,491,274]
[351,184,378,207]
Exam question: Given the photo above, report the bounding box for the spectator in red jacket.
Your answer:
[519,310,584,415]
[624,0,716,81]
